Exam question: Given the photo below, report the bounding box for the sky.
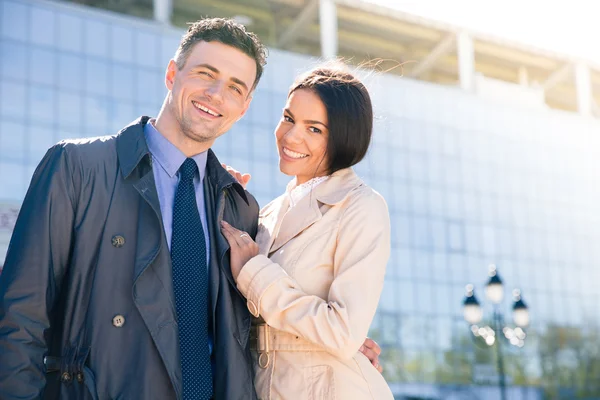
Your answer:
[363,0,600,64]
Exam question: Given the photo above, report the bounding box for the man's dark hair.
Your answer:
[174,18,268,91]
[289,65,373,175]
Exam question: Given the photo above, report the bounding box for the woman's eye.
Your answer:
[283,115,293,123]
[309,127,322,134]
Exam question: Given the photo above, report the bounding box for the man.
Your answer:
[0,18,381,400]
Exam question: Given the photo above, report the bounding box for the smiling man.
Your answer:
[0,19,264,400]
[0,17,381,400]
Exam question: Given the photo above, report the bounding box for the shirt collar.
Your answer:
[144,119,208,181]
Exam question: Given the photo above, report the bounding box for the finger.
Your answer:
[221,221,250,247]
[242,174,251,185]
[376,363,383,374]
[220,223,238,246]
[361,347,379,365]
[363,338,381,355]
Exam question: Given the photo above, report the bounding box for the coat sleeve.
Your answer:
[0,144,77,399]
[236,190,391,360]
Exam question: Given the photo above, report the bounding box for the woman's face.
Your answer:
[274,89,329,185]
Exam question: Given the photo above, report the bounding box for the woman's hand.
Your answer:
[220,220,259,281]
[222,163,251,189]
[360,338,383,373]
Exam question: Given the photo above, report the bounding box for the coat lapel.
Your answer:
[269,194,320,254]
[116,118,181,398]
[268,169,364,254]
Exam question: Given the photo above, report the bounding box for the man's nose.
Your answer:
[205,80,225,103]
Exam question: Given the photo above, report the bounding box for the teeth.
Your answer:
[283,147,308,159]
[193,101,220,117]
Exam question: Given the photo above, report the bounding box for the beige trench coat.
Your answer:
[237,168,393,399]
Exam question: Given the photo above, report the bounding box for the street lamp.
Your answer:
[462,265,530,400]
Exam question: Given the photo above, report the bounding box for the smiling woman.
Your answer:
[221,64,394,399]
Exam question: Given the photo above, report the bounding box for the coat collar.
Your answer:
[115,116,248,204]
[267,168,363,253]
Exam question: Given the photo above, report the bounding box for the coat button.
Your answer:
[247,300,259,317]
[76,372,84,383]
[112,314,125,327]
[111,235,125,248]
[61,372,72,383]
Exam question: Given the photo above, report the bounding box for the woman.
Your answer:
[220,66,393,399]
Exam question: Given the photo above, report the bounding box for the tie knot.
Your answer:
[179,158,198,182]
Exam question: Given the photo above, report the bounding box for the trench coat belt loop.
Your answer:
[257,324,271,369]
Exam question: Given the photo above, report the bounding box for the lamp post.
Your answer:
[462,265,530,400]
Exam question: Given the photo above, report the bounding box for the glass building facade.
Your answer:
[1,0,599,399]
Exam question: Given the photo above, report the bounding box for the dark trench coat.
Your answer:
[0,117,259,399]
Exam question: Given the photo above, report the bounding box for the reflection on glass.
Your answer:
[29,48,56,85]
[57,12,83,52]
[0,80,27,119]
[30,5,55,47]
[1,1,28,40]
[1,41,27,80]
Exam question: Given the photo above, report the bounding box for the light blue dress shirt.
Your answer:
[144,121,210,264]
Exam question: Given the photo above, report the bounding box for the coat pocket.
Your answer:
[305,365,335,400]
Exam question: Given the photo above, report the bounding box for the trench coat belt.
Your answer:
[249,324,325,369]
[44,356,61,373]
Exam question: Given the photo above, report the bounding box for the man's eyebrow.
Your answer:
[284,109,328,129]
[195,63,249,92]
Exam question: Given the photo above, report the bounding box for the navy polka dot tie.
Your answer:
[171,158,212,400]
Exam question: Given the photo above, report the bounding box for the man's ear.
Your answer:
[165,60,177,90]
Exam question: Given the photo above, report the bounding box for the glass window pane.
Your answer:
[0,80,27,120]
[0,120,26,162]
[29,85,56,124]
[135,69,161,105]
[84,20,108,58]
[397,280,414,313]
[1,41,27,80]
[135,31,159,66]
[30,5,55,47]
[58,52,84,92]
[29,124,55,165]
[379,280,397,312]
[0,161,27,200]
[57,12,83,53]
[111,63,135,101]
[29,47,55,85]
[85,58,109,96]
[84,96,109,134]
[110,25,133,63]
[1,1,28,41]
[109,100,135,133]
[58,91,82,130]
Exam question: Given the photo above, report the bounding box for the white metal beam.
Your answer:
[278,0,319,48]
[542,63,572,90]
[153,0,172,25]
[457,31,474,91]
[409,33,455,78]
[319,0,338,59]
[575,62,592,116]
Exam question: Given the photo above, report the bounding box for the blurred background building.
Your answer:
[1,0,599,398]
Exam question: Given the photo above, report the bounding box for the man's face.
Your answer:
[165,41,256,145]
